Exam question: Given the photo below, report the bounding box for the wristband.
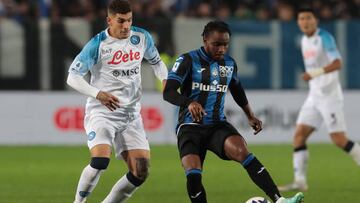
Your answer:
[308,68,325,78]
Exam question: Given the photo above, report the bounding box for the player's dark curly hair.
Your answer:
[297,7,318,19]
[202,21,232,38]
[108,0,132,15]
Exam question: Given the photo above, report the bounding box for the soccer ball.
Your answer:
[245,196,270,203]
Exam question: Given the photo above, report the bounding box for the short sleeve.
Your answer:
[68,32,105,76]
[143,30,161,65]
[167,54,192,84]
[320,30,341,61]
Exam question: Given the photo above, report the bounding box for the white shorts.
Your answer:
[84,112,149,159]
[296,97,347,133]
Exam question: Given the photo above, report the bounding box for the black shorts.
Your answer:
[177,121,243,162]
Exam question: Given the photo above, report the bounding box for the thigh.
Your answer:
[207,122,243,160]
[85,115,115,154]
[319,101,347,133]
[296,98,322,129]
[113,116,150,160]
[177,125,207,163]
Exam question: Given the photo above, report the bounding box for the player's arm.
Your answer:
[163,54,192,107]
[143,30,168,91]
[304,32,342,80]
[66,35,119,111]
[163,54,206,122]
[229,64,262,135]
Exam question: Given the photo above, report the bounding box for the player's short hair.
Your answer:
[108,0,132,15]
[202,21,232,38]
[297,7,317,19]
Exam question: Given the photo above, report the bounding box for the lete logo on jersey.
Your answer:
[108,50,141,65]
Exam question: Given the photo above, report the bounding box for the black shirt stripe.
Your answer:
[197,51,211,124]
[212,59,227,121]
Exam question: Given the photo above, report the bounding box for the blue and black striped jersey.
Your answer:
[166,47,248,128]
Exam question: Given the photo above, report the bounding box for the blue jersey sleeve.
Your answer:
[143,30,161,65]
[319,30,341,61]
[167,54,191,84]
[68,31,106,76]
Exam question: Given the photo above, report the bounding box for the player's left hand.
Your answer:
[302,72,312,81]
[248,116,262,135]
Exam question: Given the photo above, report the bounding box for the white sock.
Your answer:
[74,165,103,203]
[349,142,360,165]
[293,149,309,183]
[102,174,138,203]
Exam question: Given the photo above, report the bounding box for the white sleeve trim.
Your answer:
[67,73,100,98]
[150,60,168,81]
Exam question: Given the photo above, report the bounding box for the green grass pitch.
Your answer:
[0,144,359,203]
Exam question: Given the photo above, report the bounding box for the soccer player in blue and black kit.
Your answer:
[163,21,304,203]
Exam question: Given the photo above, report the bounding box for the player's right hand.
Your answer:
[188,101,207,122]
[96,91,120,111]
[302,72,312,81]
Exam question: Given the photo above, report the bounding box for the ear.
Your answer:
[203,36,207,44]
[106,16,112,26]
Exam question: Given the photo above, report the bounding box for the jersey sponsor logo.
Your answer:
[303,50,317,59]
[112,66,140,77]
[130,35,140,45]
[108,50,141,65]
[219,65,234,77]
[192,82,227,92]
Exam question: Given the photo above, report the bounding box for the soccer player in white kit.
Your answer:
[66,1,168,202]
[278,8,360,192]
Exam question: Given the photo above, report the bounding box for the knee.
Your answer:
[128,158,150,187]
[90,157,110,170]
[135,158,150,181]
[227,147,249,162]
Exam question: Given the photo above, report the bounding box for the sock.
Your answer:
[102,172,141,203]
[74,165,103,203]
[186,169,207,203]
[344,141,360,165]
[242,154,281,202]
[293,146,309,183]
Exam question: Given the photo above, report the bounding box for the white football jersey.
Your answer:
[69,26,162,115]
[301,28,342,100]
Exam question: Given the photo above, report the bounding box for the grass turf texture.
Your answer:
[0,144,359,203]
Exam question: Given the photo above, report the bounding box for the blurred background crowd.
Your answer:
[0,0,359,23]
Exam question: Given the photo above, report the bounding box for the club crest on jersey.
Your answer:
[108,50,141,65]
[130,35,140,45]
[212,69,218,77]
[88,131,96,141]
[219,65,233,77]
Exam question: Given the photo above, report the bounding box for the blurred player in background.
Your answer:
[278,8,360,192]
[66,0,167,202]
[163,20,304,203]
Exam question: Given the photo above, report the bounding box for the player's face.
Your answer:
[297,12,318,36]
[203,31,230,61]
[107,12,132,39]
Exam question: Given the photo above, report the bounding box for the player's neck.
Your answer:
[305,28,317,37]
